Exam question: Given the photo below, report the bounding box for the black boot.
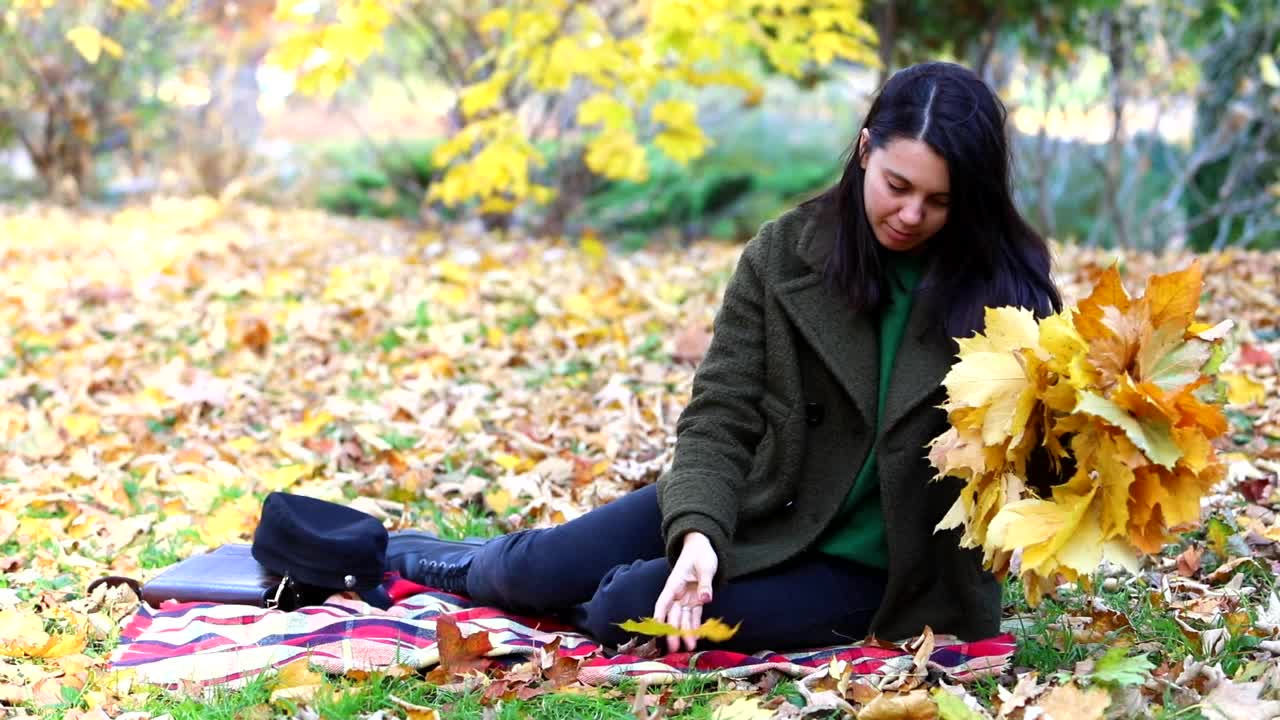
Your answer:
[386,531,486,594]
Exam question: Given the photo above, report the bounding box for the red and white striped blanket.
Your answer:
[110,578,1015,689]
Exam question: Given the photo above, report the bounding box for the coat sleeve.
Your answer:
[657,223,773,582]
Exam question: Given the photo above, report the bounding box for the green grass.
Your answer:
[428,502,504,541]
[1005,586,1093,675]
[135,672,276,720]
[103,665,743,719]
[1003,525,1274,686]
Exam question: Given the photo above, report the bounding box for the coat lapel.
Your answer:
[880,296,957,439]
[774,206,957,436]
[776,274,878,427]
[774,209,878,427]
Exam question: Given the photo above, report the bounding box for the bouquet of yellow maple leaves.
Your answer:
[930,261,1232,604]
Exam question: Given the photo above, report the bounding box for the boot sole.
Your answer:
[389,530,489,546]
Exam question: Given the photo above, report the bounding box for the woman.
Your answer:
[389,62,1062,654]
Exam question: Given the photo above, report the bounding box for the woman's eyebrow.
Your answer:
[885,168,950,197]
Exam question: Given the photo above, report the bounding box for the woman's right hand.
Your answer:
[652,531,718,654]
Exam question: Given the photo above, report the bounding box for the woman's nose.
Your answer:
[899,200,924,226]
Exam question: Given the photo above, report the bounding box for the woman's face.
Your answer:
[859,131,951,253]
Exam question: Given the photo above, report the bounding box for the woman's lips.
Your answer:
[885,224,913,243]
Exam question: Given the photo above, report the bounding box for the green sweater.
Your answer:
[816,250,925,568]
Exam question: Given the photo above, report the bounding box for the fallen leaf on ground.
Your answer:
[1200,678,1280,720]
[932,686,992,719]
[436,614,494,677]
[269,657,324,703]
[1033,683,1111,720]
[389,693,441,720]
[709,696,773,720]
[858,689,938,720]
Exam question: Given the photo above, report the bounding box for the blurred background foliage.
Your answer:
[0,0,1276,250]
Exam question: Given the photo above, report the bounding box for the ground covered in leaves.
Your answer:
[1,198,1279,719]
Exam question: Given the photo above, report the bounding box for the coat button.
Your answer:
[804,402,825,426]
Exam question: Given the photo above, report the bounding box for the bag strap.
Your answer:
[86,575,142,599]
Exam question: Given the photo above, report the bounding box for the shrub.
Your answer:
[0,1,206,202]
[315,139,442,219]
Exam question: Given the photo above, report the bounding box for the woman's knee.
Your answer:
[576,559,667,646]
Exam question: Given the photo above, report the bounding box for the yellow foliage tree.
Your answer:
[265,0,879,218]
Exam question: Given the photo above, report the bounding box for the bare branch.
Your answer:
[1234,218,1280,248]
[397,4,467,91]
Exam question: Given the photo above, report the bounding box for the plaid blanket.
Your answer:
[110,579,1015,689]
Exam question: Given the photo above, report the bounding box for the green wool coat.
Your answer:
[656,201,1003,642]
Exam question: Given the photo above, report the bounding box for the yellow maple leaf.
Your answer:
[280,411,333,441]
[433,284,470,308]
[66,26,123,64]
[199,495,259,546]
[1145,260,1203,329]
[562,292,597,320]
[616,617,741,642]
[1094,432,1140,537]
[492,453,524,472]
[260,464,313,491]
[433,259,474,286]
[858,690,938,720]
[711,696,776,720]
[60,413,100,439]
[0,608,47,657]
[651,100,711,164]
[460,71,512,119]
[579,232,607,262]
[1073,392,1180,469]
[942,307,1042,446]
[1220,373,1266,406]
[0,608,87,659]
[577,93,633,131]
[584,129,648,183]
[1034,683,1111,720]
[1039,310,1094,388]
[223,436,260,454]
[483,487,513,515]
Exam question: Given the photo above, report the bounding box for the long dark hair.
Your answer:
[803,62,1062,340]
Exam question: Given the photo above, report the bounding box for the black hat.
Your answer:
[252,492,392,610]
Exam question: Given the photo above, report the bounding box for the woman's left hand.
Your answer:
[652,531,717,654]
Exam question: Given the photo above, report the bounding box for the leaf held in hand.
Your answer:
[616,616,740,642]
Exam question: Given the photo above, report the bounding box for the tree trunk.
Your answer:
[1187,0,1277,251]
[876,0,897,88]
[1100,11,1131,248]
[538,148,595,238]
[971,6,1004,81]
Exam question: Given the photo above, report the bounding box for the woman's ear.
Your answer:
[858,128,871,170]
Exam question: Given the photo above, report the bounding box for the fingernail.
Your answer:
[700,592,710,603]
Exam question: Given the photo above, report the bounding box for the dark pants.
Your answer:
[464,484,888,652]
